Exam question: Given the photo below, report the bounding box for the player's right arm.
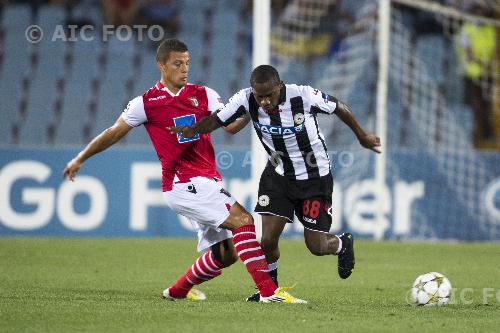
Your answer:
[168,113,222,137]
[63,96,146,181]
[169,89,249,137]
[204,87,250,135]
[62,116,132,181]
[222,114,250,134]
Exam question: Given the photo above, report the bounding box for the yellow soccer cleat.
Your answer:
[186,288,206,301]
[259,287,307,304]
[162,288,206,301]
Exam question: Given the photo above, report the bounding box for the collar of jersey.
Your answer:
[155,80,185,97]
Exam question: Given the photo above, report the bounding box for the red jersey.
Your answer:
[122,81,224,191]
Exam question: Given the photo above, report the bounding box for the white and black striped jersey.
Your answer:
[216,84,338,180]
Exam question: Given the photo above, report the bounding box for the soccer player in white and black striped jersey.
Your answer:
[169,64,381,302]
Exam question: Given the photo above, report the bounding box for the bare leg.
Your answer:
[303,228,340,256]
[220,202,254,230]
[211,238,238,268]
[260,214,288,263]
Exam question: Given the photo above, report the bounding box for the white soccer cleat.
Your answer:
[162,288,206,301]
[259,287,307,304]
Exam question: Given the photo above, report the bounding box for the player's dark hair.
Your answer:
[156,38,189,63]
[250,65,281,87]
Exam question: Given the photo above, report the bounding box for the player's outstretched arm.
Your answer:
[168,113,223,138]
[334,100,382,153]
[223,114,250,134]
[62,116,132,181]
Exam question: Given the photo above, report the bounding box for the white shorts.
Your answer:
[163,176,236,252]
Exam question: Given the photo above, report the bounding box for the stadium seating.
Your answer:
[37,4,65,32]
[55,72,93,144]
[2,4,31,29]
[0,4,32,143]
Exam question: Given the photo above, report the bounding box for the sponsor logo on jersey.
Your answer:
[258,195,270,207]
[173,114,200,143]
[188,96,199,107]
[253,122,304,135]
[148,95,167,101]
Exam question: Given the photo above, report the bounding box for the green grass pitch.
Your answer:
[1,238,499,332]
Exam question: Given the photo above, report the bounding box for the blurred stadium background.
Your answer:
[0,0,499,241]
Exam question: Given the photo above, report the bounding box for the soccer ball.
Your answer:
[410,272,452,306]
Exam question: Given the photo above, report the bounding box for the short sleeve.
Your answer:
[121,96,147,127]
[215,89,249,125]
[205,87,225,113]
[301,85,338,115]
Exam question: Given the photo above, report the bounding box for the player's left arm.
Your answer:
[304,85,381,153]
[334,100,381,153]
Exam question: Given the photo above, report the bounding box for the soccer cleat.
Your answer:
[246,291,260,302]
[259,287,307,304]
[247,270,278,302]
[186,288,207,301]
[337,232,355,279]
[162,288,206,301]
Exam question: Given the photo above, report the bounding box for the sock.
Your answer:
[232,224,277,297]
[168,250,222,298]
[267,261,279,285]
[335,235,342,255]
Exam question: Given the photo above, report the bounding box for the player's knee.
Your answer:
[212,240,238,268]
[238,212,254,226]
[260,236,278,253]
[220,250,239,268]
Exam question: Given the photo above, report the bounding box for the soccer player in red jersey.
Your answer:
[62,39,304,303]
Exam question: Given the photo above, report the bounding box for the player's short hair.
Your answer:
[156,38,189,63]
[250,65,281,87]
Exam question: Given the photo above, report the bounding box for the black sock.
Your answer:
[269,268,278,286]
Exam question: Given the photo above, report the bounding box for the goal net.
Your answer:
[268,0,500,240]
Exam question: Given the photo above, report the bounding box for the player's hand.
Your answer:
[62,158,82,181]
[167,125,196,138]
[358,133,381,153]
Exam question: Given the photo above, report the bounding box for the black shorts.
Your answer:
[254,164,333,233]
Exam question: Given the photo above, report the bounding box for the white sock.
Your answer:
[335,236,342,254]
